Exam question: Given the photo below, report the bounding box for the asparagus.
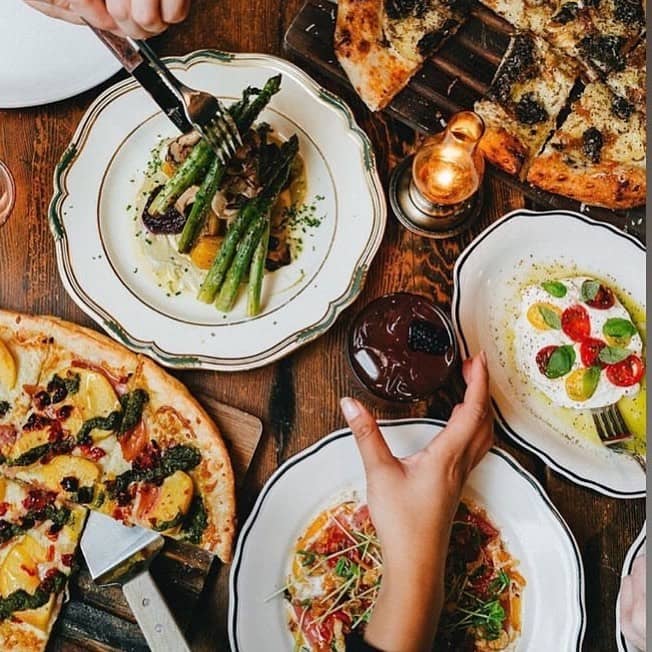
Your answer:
[148,140,213,216]
[216,214,269,312]
[149,75,283,220]
[177,156,225,253]
[197,135,299,304]
[246,216,271,317]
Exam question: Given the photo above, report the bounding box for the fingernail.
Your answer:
[479,350,488,366]
[340,397,361,421]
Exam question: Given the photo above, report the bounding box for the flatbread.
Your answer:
[527,80,646,209]
[475,33,580,176]
[0,310,236,563]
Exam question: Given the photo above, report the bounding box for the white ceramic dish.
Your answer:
[229,419,586,652]
[0,0,120,108]
[49,50,386,371]
[616,523,646,652]
[452,209,646,498]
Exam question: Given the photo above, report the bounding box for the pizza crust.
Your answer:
[335,0,421,111]
[0,310,236,562]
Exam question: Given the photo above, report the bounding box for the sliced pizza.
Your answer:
[605,39,646,114]
[0,310,236,562]
[334,0,468,111]
[527,80,646,209]
[0,477,85,652]
[475,33,580,176]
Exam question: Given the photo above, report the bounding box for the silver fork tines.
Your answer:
[132,39,242,164]
[592,403,646,472]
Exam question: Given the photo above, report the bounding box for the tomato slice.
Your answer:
[585,284,615,310]
[606,355,645,387]
[562,305,591,342]
[580,338,607,368]
[536,346,558,376]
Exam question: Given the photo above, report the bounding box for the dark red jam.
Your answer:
[348,293,458,402]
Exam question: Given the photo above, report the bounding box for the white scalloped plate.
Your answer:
[49,50,386,370]
[229,419,586,652]
[453,209,646,498]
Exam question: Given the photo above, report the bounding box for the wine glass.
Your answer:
[0,160,16,225]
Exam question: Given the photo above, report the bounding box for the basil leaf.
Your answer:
[581,279,600,302]
[542,281,567,298]
[603,318,637,339]
[538,305,561,330]
[583,366,601,398]
[599,346,630,364]
[546,345,576,378]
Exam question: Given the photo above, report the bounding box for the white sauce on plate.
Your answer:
[514,277,643,409]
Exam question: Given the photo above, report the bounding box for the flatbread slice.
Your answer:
[605,39,646,114]
[0,310,236,562]
[0,477,85,652]
[475,33,580,176]
[527,80,646,209]
[334,0,468,111]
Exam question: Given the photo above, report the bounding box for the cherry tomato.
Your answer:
[562,305,591,342]
[536,345,558,376]
[580,338,607,368]
[606,355,645,387]
[585,284,615,309]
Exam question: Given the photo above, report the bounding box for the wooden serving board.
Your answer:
[48,396,263,652]
[284,0,646,243]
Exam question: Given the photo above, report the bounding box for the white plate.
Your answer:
[452,209,646,498]
[616,523,646,652]
[0,0,120,108]
[229,419,586,652]
[49,50,386,371]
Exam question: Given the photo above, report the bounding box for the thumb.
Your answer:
[340,398,397,476]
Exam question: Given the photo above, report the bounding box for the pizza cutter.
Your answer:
[80,511,191,652]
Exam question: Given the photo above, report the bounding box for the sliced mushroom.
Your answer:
[174,185,200,215]
[166,132,202,166]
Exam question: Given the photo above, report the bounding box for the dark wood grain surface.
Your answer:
[0,1,644,651]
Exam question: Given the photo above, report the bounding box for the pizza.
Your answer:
[334,0,468,111]
[475,33,580,176]
[605,39,646,114]
[0,310,236,562]
[282,498,525,652]
[0,477,85,651]
[0,309,236,646]
[526,80,646,209]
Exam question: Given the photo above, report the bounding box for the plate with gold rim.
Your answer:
[49,49,386,371]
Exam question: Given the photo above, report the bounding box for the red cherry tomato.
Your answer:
[585,284,615,310]
[562,305,591,342]
[580,338,607,368]
[536,346,558,376]
[606,355,645,387]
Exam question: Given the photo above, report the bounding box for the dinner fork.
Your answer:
[87,27,242,164]
[592,403,646,472]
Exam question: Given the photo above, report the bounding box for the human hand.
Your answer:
[24,0,190,38]
[340,351,493,652]
[620,554,646,650]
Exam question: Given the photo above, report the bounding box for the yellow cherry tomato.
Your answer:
[527,302,562,331]
[565,367,601,402]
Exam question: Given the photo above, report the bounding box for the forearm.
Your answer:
[363,552,448,652]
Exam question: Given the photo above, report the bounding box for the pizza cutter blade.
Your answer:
[80,511,190,652]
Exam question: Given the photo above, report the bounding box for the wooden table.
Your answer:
[0,1,644,650]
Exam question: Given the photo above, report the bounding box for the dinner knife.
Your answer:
[80,510,191,652]
[86,27,193,134]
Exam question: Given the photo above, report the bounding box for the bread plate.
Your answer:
[49,50,386,371]
[229,419,585,652]
[452,209,646,498]
[616,523,646,652]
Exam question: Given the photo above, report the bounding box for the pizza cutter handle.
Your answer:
[123,570,191,652]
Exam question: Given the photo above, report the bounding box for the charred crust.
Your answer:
[582,127,604,163]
